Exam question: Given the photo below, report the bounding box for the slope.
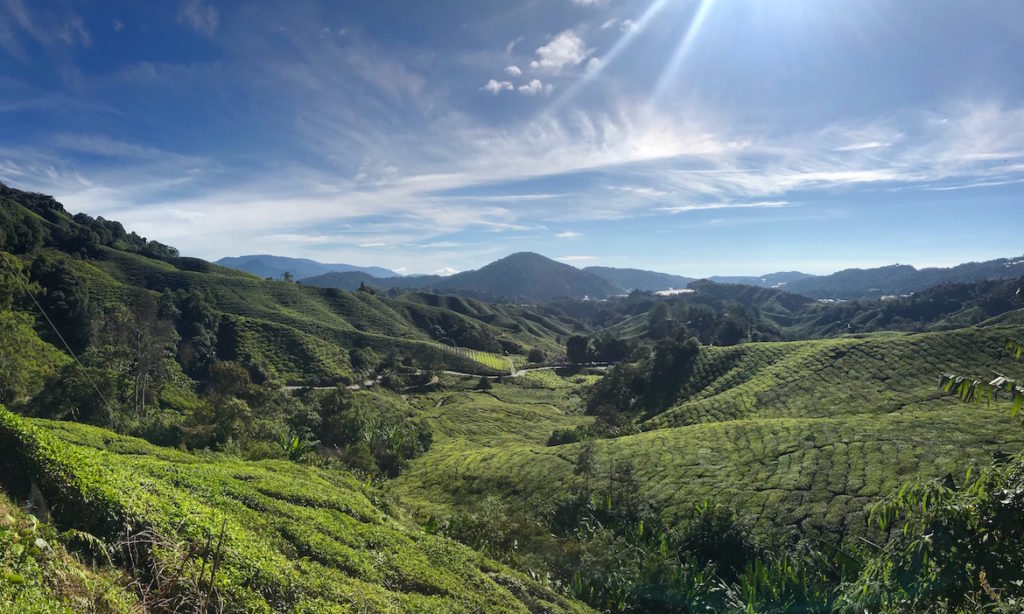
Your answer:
[0,409,590,613]
[391,324,1024,544]
[1,183,580,382]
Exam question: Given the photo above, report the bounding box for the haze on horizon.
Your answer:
[2,0,1023,277]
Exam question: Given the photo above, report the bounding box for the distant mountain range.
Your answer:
[227,251,1024,303]
[583,266,695,292]
[303,252,617,302]
[781,259,1024,299]
[707,272,815,288]
[216,254,398,280]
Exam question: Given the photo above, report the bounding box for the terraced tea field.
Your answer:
[0,410,589,613]
[392,325,1024,542]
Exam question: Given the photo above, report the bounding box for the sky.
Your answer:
[1,0,1024,277]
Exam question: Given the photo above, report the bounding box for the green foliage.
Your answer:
[845,455,1024,612]
[0,489,138,613]
[0,310,70,406]
[28,254,93,354]
[0,410,590,613]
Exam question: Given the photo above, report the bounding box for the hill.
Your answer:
[438,253,616,302]
[216,254,398,280]
[392,324,1024,545]
[784,257,1024,299]
[583,266,694,292]
[302,270,443,292]
[305,252,618,303]
[0,409,589,613]
[0,182,579,386]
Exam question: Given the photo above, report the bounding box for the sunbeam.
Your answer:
[651,0,716,103]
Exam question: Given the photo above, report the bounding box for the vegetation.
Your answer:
[0,409,589,612]
[6,180,1024,611]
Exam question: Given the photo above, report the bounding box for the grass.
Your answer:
[391,325,1024,545]
[0,409,591,613]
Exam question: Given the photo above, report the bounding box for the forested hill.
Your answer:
[0,181,580,388]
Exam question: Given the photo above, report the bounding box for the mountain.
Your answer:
[783,258,1024,299]
[708,271,815,288]
[305,252,618,302]
[438,252,616,301]
[583,266,695,292]
[216,254,398,280]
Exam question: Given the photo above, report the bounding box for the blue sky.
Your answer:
[2,0,1023,276]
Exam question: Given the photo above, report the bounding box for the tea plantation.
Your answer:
[392,324,1024,542]
[0,410,591,613]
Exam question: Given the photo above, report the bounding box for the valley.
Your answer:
[2,181,1024,611]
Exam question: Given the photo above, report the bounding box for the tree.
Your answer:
[282,271,294,283]
[476,375,493,390]
[527,348,545,363]
[566,335,590,364]
[29,255,92,353]
[648,302,672,340]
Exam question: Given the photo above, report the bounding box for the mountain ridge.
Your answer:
[217,254,398,280]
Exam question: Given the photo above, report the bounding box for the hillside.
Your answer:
[217,254,398,280]
[0,183,579,384]
[393,324,1024,544]
[583,266,694,292]
[0,409,589,613]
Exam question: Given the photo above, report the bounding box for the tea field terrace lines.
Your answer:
[0,410,592,613]
[646,325,1021,429]
[395,400,1024,542]
[392,325,1024,543]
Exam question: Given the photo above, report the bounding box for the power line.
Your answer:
[2,253,115,418]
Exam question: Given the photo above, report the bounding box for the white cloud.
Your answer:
[569,0,604,5]
[113,19,124,32]
[435,267,459,276]
[505,36,523,55]
[481,79,513,94]
[660,201,792,214]
[56,15,90,47]
[555,231,581,238]
[620,19,639,33]
[504,65,522,77]
[358,242,388,248]
[586,57,601,73]
[556,255,597,262]
[517,79,553,96]
[600,18,618,30]
[178,0,219,36]
[529,30,590,72]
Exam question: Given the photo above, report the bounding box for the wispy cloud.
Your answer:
[178,0,219,36]
[660,201,791,214]
[556,255,596,262]
[555,231,581,238]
